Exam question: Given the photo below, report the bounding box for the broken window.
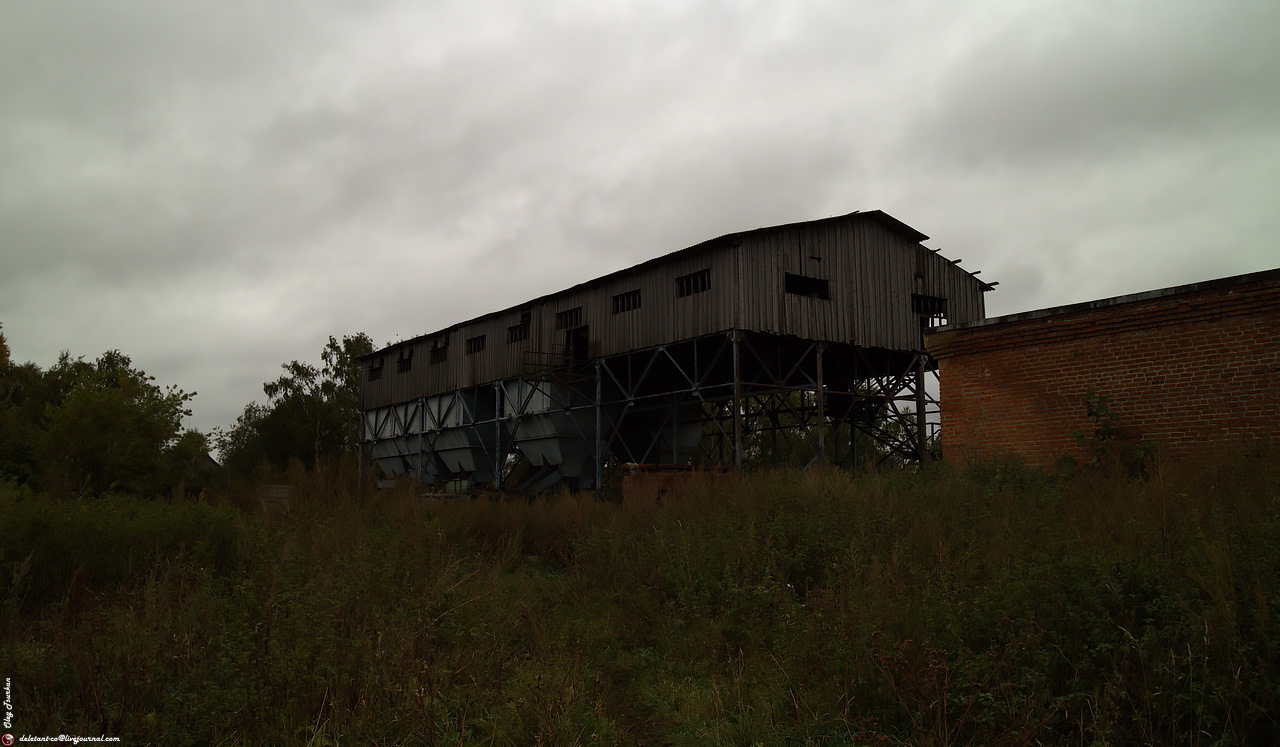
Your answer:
[784,272,830,299]
[368,357,384,382]
[466,335,486,354]
[396,348,413,373]
[676,269,711,297]
[912,294,949,329]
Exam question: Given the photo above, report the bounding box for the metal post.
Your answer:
[916,354,930,464]
[355,414,366,496]
[670,401,677,464]
[595,360,603,493]
[417,398,425,482]
[732,331,743,471]
[769,404,779,466]
[816,343,826,467]
[493,384,503,490]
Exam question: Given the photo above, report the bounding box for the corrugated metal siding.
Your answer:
[361,212,987,408]
[736,230,780,335]
[847,221,915,349]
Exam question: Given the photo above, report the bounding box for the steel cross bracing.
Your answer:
[359,330,942,493]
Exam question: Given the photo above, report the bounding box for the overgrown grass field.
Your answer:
[3,454,1279,744]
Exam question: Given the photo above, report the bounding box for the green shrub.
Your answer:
[0,491,238,609]
[3,454,1279,743]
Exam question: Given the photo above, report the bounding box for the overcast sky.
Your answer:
[3,0,1277,437]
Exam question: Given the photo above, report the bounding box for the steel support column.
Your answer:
[363,329,947,492]
[732,331,743,471]
[595,360,603,494]
[916,354,930,465]
[816,342,826,467]
[493,384,503,489]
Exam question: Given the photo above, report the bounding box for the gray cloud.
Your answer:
[3,0,1277,436]
[907,1,1280,168]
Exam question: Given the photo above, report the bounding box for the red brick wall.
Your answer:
[926,273,1280,464]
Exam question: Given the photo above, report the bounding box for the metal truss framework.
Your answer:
[361,330,940,493]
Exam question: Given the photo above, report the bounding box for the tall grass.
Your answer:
[2,451,1278,744]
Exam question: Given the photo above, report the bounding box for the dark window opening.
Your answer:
[465,335,486,354]
[784,272,830,299]
[611,289,641,315]
[368,358,384,382]
[508,310,532,343]
[912,294,949,330]
[429,336,449,364]
[396,349,413,373]
[555,307,582,330]
[676,269,711,297]
[565,325,590,364]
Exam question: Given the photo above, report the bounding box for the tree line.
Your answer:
[0,323,373,498]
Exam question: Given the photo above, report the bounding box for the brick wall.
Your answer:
[925,270,1280,464]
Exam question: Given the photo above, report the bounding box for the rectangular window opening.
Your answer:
[611,289,642,315]
[368,358,384,382]
[465,335,486,355]
[507,309,532,343]
[784,272,830,300]
[912,294,949,329]
[396,349,413,373]
[676,269,711,297]
[429,336,449,364]
[555,307,582,330]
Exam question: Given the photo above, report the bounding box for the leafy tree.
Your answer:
[0,323,36,484]
[1,326,53,487]
[41,351,196,494]
[0,326,202,496]
[216,333,374,476]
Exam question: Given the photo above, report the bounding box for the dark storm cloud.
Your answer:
[2,0,1276,436]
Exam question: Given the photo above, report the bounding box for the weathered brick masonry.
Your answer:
[925,269,1280,464]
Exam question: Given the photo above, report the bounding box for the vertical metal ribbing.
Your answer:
[732,331,743,472]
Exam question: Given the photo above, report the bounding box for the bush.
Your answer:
[0,490,239,609]
[3,454,1279,743]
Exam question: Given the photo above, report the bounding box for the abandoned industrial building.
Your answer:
[360,209,992,492]
[925,268,1280,465]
